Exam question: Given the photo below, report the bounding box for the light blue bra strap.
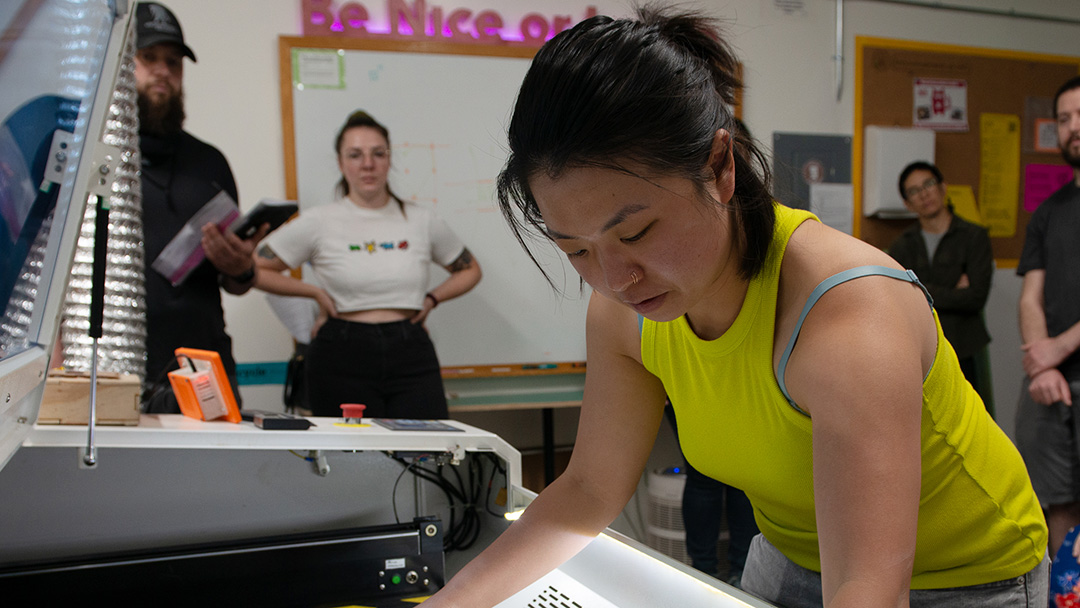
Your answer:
[776,265,931,415]
[639,314,644,335]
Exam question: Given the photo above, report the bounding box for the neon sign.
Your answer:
[301,0,599,45]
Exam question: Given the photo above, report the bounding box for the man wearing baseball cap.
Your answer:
[134,2,267,412]
[135,1,196,62]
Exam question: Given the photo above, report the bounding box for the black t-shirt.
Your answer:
[1017,180,1080,380]
[140,131,239,392]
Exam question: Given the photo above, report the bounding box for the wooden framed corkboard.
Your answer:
[853,37,1080,266]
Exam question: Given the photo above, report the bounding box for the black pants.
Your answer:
[957,353,992,414]
[305,318,448,419]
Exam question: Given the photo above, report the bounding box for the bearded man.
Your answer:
[1014,74,1080,558]
[135,2,265,411]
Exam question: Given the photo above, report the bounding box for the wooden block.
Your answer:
[38,372,141,426]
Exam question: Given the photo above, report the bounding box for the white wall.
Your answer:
[161,0,1079,438]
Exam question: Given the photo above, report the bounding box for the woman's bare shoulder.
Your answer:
[586,291,645,364]
[776,220,936,376]
[780,220,904,302]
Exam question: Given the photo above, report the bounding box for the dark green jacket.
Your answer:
[888,214,993,359]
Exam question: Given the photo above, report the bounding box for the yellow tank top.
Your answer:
[641,205,1046,588]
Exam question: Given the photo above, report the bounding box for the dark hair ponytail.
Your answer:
[335,110,405,215]
[497,3,775,283]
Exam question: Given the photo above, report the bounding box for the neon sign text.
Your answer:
[302,0,599,45]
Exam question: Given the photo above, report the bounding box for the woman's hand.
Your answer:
[410,294,436,326]
[311,289,339,337]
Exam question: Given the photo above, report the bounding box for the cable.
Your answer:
[482,453,506,517]
[386,451,508,553]
[445,460,480,550]
[391,458,420,525]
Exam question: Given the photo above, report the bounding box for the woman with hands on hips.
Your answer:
[253,110,480,419]
[423,6,1046,608]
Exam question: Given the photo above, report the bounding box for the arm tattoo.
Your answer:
[257,245,278,261]
[447,248,474,272]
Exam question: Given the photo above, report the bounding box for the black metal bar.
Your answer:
[543,407,555,486]
[88,195,108,339]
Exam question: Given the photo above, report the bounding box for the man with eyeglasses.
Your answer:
[888,160,994,408]
[1014,75,1080,559]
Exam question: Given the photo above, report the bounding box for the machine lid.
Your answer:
[0,0,130,468]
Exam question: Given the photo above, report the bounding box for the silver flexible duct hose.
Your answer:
[58,23,147,381]
[0,218,50,358]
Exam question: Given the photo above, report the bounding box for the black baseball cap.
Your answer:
[135,2,197,62]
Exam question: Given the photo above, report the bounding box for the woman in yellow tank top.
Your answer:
[423,6,1048,608]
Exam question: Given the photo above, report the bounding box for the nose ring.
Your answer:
[630,271,639,286]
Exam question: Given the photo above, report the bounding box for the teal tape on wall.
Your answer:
[236,361,288,386]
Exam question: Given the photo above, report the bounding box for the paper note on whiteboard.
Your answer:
[808,182,853,235]
[293,48,344,89]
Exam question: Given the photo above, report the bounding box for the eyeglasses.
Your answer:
[904,177,939,200]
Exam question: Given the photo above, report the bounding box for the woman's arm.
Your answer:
[423,292,668,608]
[414,248,482,324]
[784,275,928,608]
[253,245,337,319]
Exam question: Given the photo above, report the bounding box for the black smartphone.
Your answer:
[232,200,299,239]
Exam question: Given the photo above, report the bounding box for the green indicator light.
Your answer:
[391,574,402,585]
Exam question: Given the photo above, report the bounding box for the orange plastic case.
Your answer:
[167,348,241,423]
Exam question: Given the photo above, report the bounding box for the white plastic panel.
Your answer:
[863,125,935,218]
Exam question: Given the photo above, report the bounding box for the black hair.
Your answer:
[1054,75,1080,118]
[496,3,775,284]
[897,160,944,200]
[334,110,405,215]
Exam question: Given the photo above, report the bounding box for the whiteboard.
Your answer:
[280,37,589,368]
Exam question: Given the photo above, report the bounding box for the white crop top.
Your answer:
[263,198,465,313]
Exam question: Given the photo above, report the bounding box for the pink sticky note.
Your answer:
[1024,164,1074,212]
